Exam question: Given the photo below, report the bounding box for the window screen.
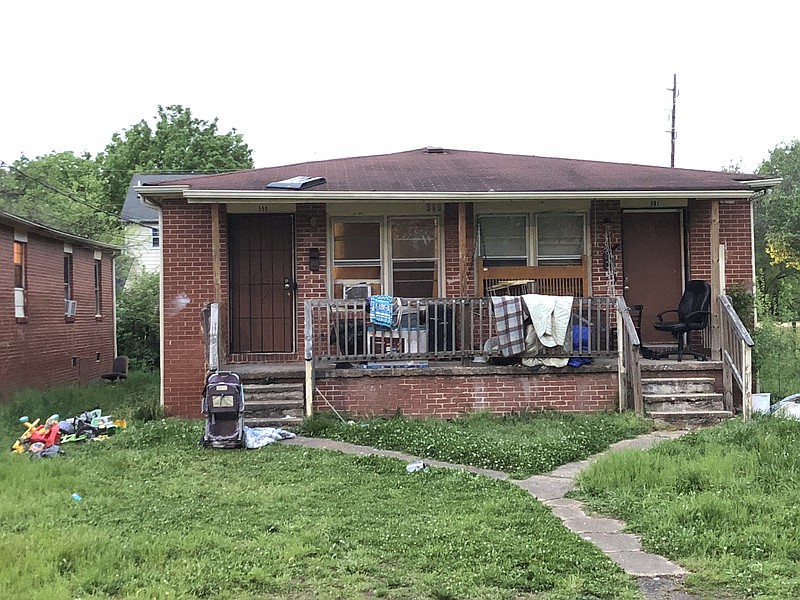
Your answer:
[536,214,584,265]
[479,215,527,266]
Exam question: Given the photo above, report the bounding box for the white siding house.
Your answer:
[120,174,204,284]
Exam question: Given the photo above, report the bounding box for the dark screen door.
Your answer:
[229,214,295,353]
[622,211,684,344]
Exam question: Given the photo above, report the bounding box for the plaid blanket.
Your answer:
[490,296,527,356]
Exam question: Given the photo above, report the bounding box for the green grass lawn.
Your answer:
[573,415,800,600]
[300,410,653,479]
[0,374,642,600]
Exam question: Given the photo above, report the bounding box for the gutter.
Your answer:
[741,177,782,190]
[136,187,758,204]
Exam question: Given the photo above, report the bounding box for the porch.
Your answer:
[277,293,755,425]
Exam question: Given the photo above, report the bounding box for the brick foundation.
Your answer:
[315,366,619,418]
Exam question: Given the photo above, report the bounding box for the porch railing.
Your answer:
[719,294,754,420]
[616,297,643,416]
[304,296,617,363]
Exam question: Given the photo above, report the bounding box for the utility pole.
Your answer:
[669,74,677,168]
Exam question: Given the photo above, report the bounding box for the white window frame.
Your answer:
[13,234,27,318]
[329,216,443,297]
[477,211,587,267]
[534,213,586,266]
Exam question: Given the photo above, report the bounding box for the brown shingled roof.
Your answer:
[144,148,766,193]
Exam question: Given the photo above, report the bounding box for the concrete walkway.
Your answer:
[283,429,696,598]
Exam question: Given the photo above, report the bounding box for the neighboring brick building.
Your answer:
[0,211,119,399]
[137,149,777,418]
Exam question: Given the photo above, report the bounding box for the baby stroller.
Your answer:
[200,371,245,448]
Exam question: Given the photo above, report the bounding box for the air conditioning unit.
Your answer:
[65,299,77,317]
[343,283,371,300]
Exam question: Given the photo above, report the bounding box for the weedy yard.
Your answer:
[0,373,645,600]
[573,416,800,600]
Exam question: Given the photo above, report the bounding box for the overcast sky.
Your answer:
[1,1,798,174]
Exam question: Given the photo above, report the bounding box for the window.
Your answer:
[332,221,382,298]
[390,218,438,297]
[536,214,584,265]
[64,251,73,301]
[151,226,160,248]
[479,215,527,266]
[331,217,441,298]
[478,213,585,266]
[13,240,26,318]
[94,259,102,316]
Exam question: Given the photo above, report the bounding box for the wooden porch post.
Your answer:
[304,300,315,417]
[710,200,722,360]
[458,202,468,296]
[211,204,224,368]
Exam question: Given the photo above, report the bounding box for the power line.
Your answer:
[0,158,120,221]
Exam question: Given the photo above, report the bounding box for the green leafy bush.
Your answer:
[753,319,800,400]
[116,271,160,371]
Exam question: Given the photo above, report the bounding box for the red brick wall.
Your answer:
[0,225,116,399]
[159,197,754,417]
[720,200,754,291]
[590,200,624,297]
[687,199,753,291]
[161,202,331,415]
[444,203,475,296]
[295,203,328,359]
[315,370,618,418]
[161,200,222,416]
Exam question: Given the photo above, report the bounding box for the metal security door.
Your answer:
[229,214,295,353]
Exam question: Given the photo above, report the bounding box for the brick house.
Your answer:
[120,174,206,283]
[0,211,119,398]
[137,148,778,421]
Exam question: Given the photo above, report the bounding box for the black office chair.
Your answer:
[102,356,129,382]
[654,281,711,361]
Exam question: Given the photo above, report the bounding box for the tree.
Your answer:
[98,105,254,211]
[0,152,120,241]
[755,140,800,319]
[116,271,161,371]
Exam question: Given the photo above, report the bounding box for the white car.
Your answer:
[769,393,800,419]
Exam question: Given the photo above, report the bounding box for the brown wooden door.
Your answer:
[229,214,295,353]
[622,211,684,344]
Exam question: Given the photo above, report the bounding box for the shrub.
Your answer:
[116,271,160,371]
[753,319,800,400]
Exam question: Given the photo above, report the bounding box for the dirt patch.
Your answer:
[637,577,698,600]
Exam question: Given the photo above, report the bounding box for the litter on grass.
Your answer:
[243,426,296,449]
[11,408,127,458]
[406,460,429,473]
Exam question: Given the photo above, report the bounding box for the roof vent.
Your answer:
[424,146,445,154]
[266,176,327,190]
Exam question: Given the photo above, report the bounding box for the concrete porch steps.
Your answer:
[224,366,306,428]
[642,376,733,428]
